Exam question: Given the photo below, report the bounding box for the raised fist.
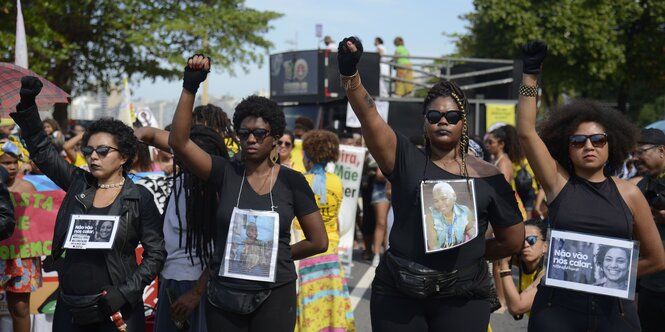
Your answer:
[20,76,43,100]
[337,36,363,76]
[18,76,43,110]
[521,41,548,75]
[183,54,211,95]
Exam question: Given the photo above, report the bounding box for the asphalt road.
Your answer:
[347,249,529,332]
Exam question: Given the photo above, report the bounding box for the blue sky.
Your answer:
[133,0,475,102]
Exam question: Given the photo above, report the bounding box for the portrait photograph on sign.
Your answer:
[544,229,639,300]
[221,208,279,283]
[420,179,479,253]
[63,214,120,250]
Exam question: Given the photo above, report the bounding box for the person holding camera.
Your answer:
[632,128,665,330]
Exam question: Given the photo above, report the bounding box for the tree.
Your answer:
[454,0,665,114]
[0,0,282,126]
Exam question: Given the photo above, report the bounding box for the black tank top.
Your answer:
[548,176,633,239]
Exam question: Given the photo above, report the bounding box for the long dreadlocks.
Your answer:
[173,124,229,267]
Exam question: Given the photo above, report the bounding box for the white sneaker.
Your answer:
[371,254,380,267]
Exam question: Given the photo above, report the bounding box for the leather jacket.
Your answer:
[11,106,165,305]
[0,167,15,240]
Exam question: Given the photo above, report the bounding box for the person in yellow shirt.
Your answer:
[294,130,355,332]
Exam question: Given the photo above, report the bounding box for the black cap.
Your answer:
[638,128,665,145]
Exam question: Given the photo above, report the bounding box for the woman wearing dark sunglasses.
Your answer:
[516,41,665,331]
[337,37,524,331]
[168,55,327,332]
[498,219,547,320]
[10,76,165,331]
[276,130,296,169]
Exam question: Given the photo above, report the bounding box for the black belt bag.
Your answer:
[207,281,271,315]
[59,292,105,325]
[384,251,458,299]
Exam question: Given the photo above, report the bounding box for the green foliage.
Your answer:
[635,95,665,128]
[455,0,665,114]
[0,0,282,94]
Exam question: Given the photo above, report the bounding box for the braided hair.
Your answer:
[174,125,229,267]
[422,80,471,179]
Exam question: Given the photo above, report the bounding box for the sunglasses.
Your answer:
[236,128,271,142]
[425,110,463,125]
[633,145,659,156]
[568,133,608,149]
[277,140,293,148]
[81,145,120,157]
[525,235,541,246]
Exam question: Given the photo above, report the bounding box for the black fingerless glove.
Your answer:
[521,41,548,75]
[182,54,211,95]
[18,76,43,111]
[337,36,364,76]
[98,286,127,316]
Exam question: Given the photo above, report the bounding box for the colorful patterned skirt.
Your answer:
[0,257,43,293]
[296,253,355,332]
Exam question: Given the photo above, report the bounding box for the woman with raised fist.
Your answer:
[11,76,165,331]
[168,55,327,332]
[516,41,665,331]
[337,36,524,331]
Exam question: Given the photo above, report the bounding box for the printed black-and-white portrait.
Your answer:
[545,230,638,300]
[64,215,120,250]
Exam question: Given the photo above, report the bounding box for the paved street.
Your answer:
[347,250,528,332]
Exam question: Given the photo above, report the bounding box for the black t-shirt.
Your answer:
[61,205,113,296]
[386,132,522,273]
[208,156,319,290]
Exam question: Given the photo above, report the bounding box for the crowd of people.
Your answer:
[0,36,663,332]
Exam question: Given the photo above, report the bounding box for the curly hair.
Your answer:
[490,124,523,162]
[422,80,470,177]
[82,118,137,173]
[302,130,340,164]
[595,245,631,269]
[538,100,638,175]
[232,95,285,139]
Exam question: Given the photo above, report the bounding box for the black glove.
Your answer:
[98,286,127,316]
[337,36,363,76]
[18,76,43,111]
[521,41,548,75]
[182,54,211,95]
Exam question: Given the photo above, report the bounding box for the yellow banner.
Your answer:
[486,103,517,131]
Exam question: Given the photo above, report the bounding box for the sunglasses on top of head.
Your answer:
[525,235,541,246]
[80,145,120,157]
[568,133,608,148]
[425,110,463,125]
[236,128,271,142]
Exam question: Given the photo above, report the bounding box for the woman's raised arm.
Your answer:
[168,55,213,181]
[338,37,397,175]
[515,42,567,200]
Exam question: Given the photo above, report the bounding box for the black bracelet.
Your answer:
[500,271,512,278]
[519,84,538,97]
